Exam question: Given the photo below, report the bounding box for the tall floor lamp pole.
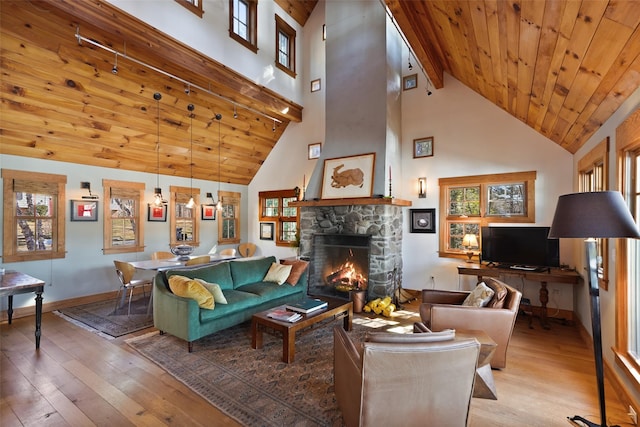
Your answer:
[549,191,640,427]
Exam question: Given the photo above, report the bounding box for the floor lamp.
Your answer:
[549,191,640,427]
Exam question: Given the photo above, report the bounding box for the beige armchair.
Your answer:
[419,277,522,369]
[333,326,480,427]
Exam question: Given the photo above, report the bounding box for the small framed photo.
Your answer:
[308,142,322,159]
[410,208,436,233]
[70,200,98,221]
[147,204,167,222]
[413,136,434,158]
[260,222,274,240]
[311,78,321,92]
[403,74,418,91]
[201,204,217,220]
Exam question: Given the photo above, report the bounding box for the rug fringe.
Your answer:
[124,330,159,344]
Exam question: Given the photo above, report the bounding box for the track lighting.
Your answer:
[185,84,191,95]
[408,56,413,70]
[272,119,276,132]
[186,104,196,209]
[427,89,432,96]
[152,92,166,206]
[112,53,118,74]
[215,113,223,212]
[233,104,238,119]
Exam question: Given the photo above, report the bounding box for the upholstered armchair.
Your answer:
[333,326,480,427]
[419,277,522,369]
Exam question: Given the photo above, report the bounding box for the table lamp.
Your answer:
[462,233,478,263]
[549,191,640,427]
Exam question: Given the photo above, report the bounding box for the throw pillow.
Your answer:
[484,279,508,308]
[280,259,309,286]
[194,279,228,304]
[168,275,214,309]
[462,282,495,307]
[263,262,293,285]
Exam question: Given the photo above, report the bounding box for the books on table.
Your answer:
[267,309,302,323]
[285,298,328,314]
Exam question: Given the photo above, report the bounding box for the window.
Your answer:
[615,109,640,392]
[229,0,257,53]
[2,169,66,263]
[170,186,200,247]
[578,137,609,289]
[218,190,241,244]
[275,15,296,77]
[175,0,203,17]
[259,189,299,246]
[102,179,145,254]
[438,171,536,259]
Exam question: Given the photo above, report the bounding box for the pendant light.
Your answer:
[215,113,223,211]
[185,103,196,209]
[152,92,166,206]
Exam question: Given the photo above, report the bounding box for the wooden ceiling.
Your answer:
[386,0,640,153]
[2,1,640,187]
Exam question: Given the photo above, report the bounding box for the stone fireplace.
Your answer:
[296,199,408,300]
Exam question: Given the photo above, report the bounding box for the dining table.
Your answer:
[0,270,45,349]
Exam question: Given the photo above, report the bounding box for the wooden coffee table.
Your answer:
[251,297,352,363]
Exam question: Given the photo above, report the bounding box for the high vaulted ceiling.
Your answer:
[2,1,640,188]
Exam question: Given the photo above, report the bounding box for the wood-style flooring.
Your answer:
[0,300,635,426]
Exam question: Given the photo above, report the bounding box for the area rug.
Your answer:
[56,295,153,338]
[127,316,406,426]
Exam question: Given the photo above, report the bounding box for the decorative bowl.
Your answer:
[170,244,194,261]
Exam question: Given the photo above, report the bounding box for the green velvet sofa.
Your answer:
[153,256,308,352]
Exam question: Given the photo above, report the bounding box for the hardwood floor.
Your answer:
[1,302,635,426]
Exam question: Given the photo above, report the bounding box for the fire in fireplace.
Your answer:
[309,233,371,299]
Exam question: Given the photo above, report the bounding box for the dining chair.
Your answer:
[113,260,152,316]
[185,255,211,266]
[219,248,236,257]
[151,251,174,260]
[237,242,256,257]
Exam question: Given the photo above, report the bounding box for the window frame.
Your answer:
[175,0,203,18]
[2,169,66,263]
[218,190,241,245]
[102,179,145,255]
[229,0,258,53]
[614,109,640,394]
[275,14,296,78]
[169,185,200,248]
[438,171,536,260]
[578,137,609,290]
[259,189,299,247]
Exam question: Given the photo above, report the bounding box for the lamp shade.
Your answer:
[549,191,639,239]
[462,233,478,248]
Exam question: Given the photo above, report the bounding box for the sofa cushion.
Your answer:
[462,282,494,307]
[168,275,214,310]
[165,261,234,290]
[484,279,508,308]
[194,279,228,304]
[280,259,309,286]
[198,289,260,323]
[263,262,292,285]
[229,256,276,287]
[235,281,303,303]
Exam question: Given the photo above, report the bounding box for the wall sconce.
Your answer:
[418,177,427,198]
[462,234,478,263]
[81,182,98,200]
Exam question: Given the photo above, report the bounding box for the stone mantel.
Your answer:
[291,198,412,208]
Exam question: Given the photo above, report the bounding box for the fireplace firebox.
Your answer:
[309,233,371,299]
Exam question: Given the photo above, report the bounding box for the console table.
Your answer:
[457,265,581,329]
[0,270,45,349]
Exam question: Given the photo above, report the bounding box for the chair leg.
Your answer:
[114,287,124,313]
[127,287,134,316]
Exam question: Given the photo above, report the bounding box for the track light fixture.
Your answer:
[112,53,118,74]
[152,92,166,206]
[233,104,238,119]
[185,84,191,95]
[272,119,276,132]
[408,56,413,70]
[215,114,223,212]
[185,104,196,209]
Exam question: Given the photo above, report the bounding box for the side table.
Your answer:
[0,270,45,349]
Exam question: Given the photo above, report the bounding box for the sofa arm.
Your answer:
[153,278,200,341]
[422,289,469,304]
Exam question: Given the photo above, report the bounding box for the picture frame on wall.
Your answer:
[201,204,217,220]
[413,136,434,158]
[320,153,375,200]
[260,222,274,240]
[308,142,322,159]
[147,204,167,222]
[310,78,321,92]
[403,74,418,91]
[410,208,436,233]
[70,200,98,221]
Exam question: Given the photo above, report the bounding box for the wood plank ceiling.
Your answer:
[2,1,640,187]
[386,0,640,153]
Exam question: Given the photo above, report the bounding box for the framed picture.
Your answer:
[70,200,98,221]
[147,204,167,222]
[321,153,375,199]
[201,204,217,220]
[403,74,418,91]
[311,78,321,92]
[413,136,434,158]
[260,222,274,240]
[308,142,322,159]
[410,208,436,233]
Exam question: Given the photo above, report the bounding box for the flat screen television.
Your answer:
[481,226,559,269]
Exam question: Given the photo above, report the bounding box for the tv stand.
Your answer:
[457,265,581,329]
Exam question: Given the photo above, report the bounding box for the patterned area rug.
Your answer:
[127,316,411,426]
[57,295,153,338]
